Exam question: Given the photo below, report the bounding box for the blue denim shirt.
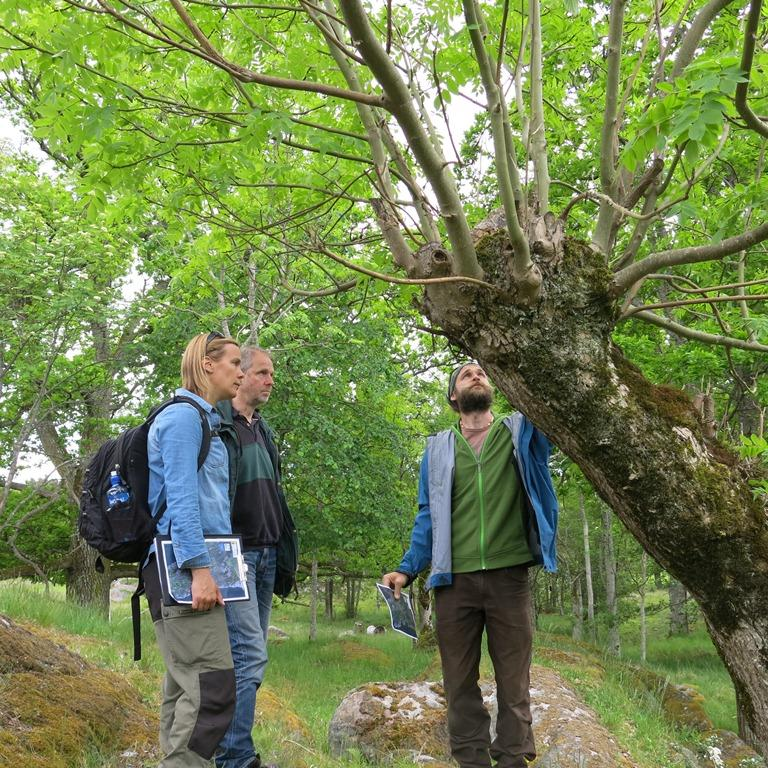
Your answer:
[148,388,232,569]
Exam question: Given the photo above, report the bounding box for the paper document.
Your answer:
[155,534,249,606]
[376,582,418,640]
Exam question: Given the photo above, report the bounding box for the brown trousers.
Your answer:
[434,566,535,768]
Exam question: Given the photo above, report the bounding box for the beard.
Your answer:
[455,385,493,414]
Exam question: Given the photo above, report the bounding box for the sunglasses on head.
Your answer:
[206,331,224,347]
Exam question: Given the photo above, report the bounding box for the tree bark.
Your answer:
[65,534,112,615]
[578,491,597,643]
[325,577,334,620]
[309,556,318,642]
[601,504,621,657]
[669,580,689,636]
[572,575,584,642]
[344,576,361,619]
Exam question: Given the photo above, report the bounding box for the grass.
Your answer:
[536,594,738,733]
[0,579,744,767]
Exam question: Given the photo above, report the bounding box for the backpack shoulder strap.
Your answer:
[169,395,212,470]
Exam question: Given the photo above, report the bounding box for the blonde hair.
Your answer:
[181,333,239,398]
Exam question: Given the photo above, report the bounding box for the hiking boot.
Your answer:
[248,756,279,768]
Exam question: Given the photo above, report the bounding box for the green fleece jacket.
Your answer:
[450,420,531,572]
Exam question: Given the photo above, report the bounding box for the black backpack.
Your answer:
[78,395,211,566]
[78,395,211,661]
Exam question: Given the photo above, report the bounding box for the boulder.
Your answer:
[328,664,636,766]
[698,730,766,768]
[109,579,137,603]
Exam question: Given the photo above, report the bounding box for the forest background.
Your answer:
[0,0,767,760]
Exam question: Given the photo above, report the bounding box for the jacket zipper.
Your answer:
[454,423,497,571]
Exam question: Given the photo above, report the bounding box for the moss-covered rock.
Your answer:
[0,613,157,767]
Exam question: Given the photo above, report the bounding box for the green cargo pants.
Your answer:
[144,560,236,767]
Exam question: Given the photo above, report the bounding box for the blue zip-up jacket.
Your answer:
[398,413,558,589]
[147,388,232,569]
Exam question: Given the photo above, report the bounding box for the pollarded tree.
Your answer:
[2,0,768,751]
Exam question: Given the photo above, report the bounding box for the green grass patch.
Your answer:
[0,579,745,767]
[537,601,737,733]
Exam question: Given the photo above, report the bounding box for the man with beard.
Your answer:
[216,347,294,768]
[382,362,558,768]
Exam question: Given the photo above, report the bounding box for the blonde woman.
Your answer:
[143,332,244,767]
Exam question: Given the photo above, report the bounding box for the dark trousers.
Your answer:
[434,567,535,768]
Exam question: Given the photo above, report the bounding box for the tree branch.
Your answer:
[671,0,737,79]
[463,0,536,296]
[644,275,768,295]
[734,0,768,139]
[592,0,626,255]
[85,0,386,107]
[528,0,550,211]
[624,294,768,317]
[339,0,481,278]
[281,278,358,297]
[624,310,768,353]
[302,0,418,270]
[611,220,768,295]
[309,241,497,290]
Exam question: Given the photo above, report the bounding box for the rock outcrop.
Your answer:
[329,664,636,767]
[0,613,158,768]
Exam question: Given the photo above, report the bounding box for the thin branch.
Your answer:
[431,47,461,163]
[737,142,766,342]
[624,310,768,353]
[623,294,768,317]
[83,0,386,107]
[496,0,511,86]
[281,278,358,297]
[310,241,497,290]
[644,275,768,294]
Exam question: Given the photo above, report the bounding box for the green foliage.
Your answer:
[0,488,75,579]
[622,58,748,172]
[739,435,768,498]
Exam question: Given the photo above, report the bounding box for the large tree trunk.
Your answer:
[418,225,768,752]
[65,535,112,615]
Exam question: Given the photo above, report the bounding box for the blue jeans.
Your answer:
[216,546,276,768]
